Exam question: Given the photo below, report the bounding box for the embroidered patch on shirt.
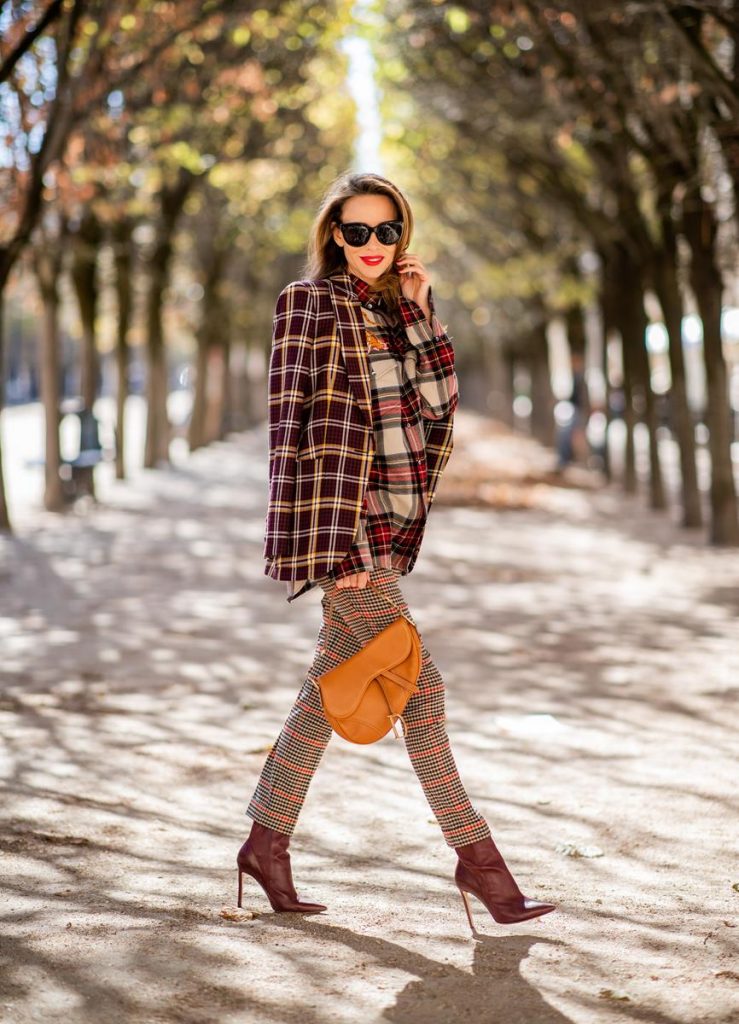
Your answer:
[366,331,389,351]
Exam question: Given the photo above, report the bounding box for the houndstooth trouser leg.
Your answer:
[245,565,492,848]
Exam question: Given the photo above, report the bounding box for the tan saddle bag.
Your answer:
[313,579,422,744]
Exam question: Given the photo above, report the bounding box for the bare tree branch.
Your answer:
[0,0,64,85]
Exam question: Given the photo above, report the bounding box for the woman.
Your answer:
[238,172,555,930]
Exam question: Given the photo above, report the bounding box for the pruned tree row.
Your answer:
[376,0,738,544]
[0,0,356,524]
[3,1,737,546]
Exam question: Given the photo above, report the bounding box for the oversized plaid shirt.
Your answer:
[265,270,458,603]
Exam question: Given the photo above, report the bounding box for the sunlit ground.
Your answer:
[0,409,737,1024]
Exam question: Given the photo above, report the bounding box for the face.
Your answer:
[331,194,401,283]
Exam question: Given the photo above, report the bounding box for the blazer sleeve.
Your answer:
[263,281,316,560]
[398,285,459,506]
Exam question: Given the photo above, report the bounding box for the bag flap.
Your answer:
[318,617,415,719]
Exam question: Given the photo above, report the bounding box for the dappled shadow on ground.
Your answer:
[1,428,737,1024]
[262,919,573,1024]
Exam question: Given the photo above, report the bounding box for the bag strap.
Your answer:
[323,577,406,646]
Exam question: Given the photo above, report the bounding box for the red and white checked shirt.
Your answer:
[280,271,458,602]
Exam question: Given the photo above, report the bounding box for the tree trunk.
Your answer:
[34,250,65,512]
[188,331,209,452]
[599,272,616,483]
[70,208,102,411]
[0,291,11,531]
[563,302,591,468]
[456,332,493,415]
[601,249,635,489]
[112,219,133,480]
[481,336,508,423]
[565,302,587,357]
[616,245,665,507]
[144,170,195,469]
[501,351,516,428]
[227,342,253,431]
[185,241,223,450]
[204,331,230,440]
[683,188,739,545]
[144,309,169,469]
[207,302,232,443]
[528,321,555,446]
[218,332,232,439]
[189,238,229,451]
[725,20,739,235]
[652,216,702,528]
[621,341,638,494]
[204,343,226,444]
[143,236,172,469]
[633,309,666,511]
[599,313,613,483]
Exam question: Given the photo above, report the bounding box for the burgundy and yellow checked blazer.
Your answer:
[263,269,457,583]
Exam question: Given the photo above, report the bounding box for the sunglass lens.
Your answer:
[376,222,402,244]
[343,225,370,246]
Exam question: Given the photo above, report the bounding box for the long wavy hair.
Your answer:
[301,171,414,315]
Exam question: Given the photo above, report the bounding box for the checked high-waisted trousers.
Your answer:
[245,566,492,848]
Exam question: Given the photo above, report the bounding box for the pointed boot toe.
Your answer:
[454,836,555,929]
[236,822,327,913]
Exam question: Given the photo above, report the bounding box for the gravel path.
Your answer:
[1,414,737,1024]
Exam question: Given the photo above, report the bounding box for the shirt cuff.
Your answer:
[332,550,371,580]
[404,311,447,350]
[398,286,444,347]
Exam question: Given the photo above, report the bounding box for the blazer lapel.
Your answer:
[326,271,373,428]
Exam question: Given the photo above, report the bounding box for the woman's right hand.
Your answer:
[335,571,370,590]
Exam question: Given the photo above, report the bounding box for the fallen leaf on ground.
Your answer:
[599,989,631,1002]
[220,907,257,921]
[556,842,604,858]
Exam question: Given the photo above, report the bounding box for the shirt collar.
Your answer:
[348,271,378,305]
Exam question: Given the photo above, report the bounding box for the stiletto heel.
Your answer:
[453,836,555,928]
[236,821,327,913]
[458,886,475,930]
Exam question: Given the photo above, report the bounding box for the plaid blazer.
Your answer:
[263,269,457,583]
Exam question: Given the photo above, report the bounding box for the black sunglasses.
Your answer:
[335,220,403,247]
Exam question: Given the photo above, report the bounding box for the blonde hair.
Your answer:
[302,170,414,315]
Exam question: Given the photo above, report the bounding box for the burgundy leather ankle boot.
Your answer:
[237,821,327,913]
[454,835,555,928]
